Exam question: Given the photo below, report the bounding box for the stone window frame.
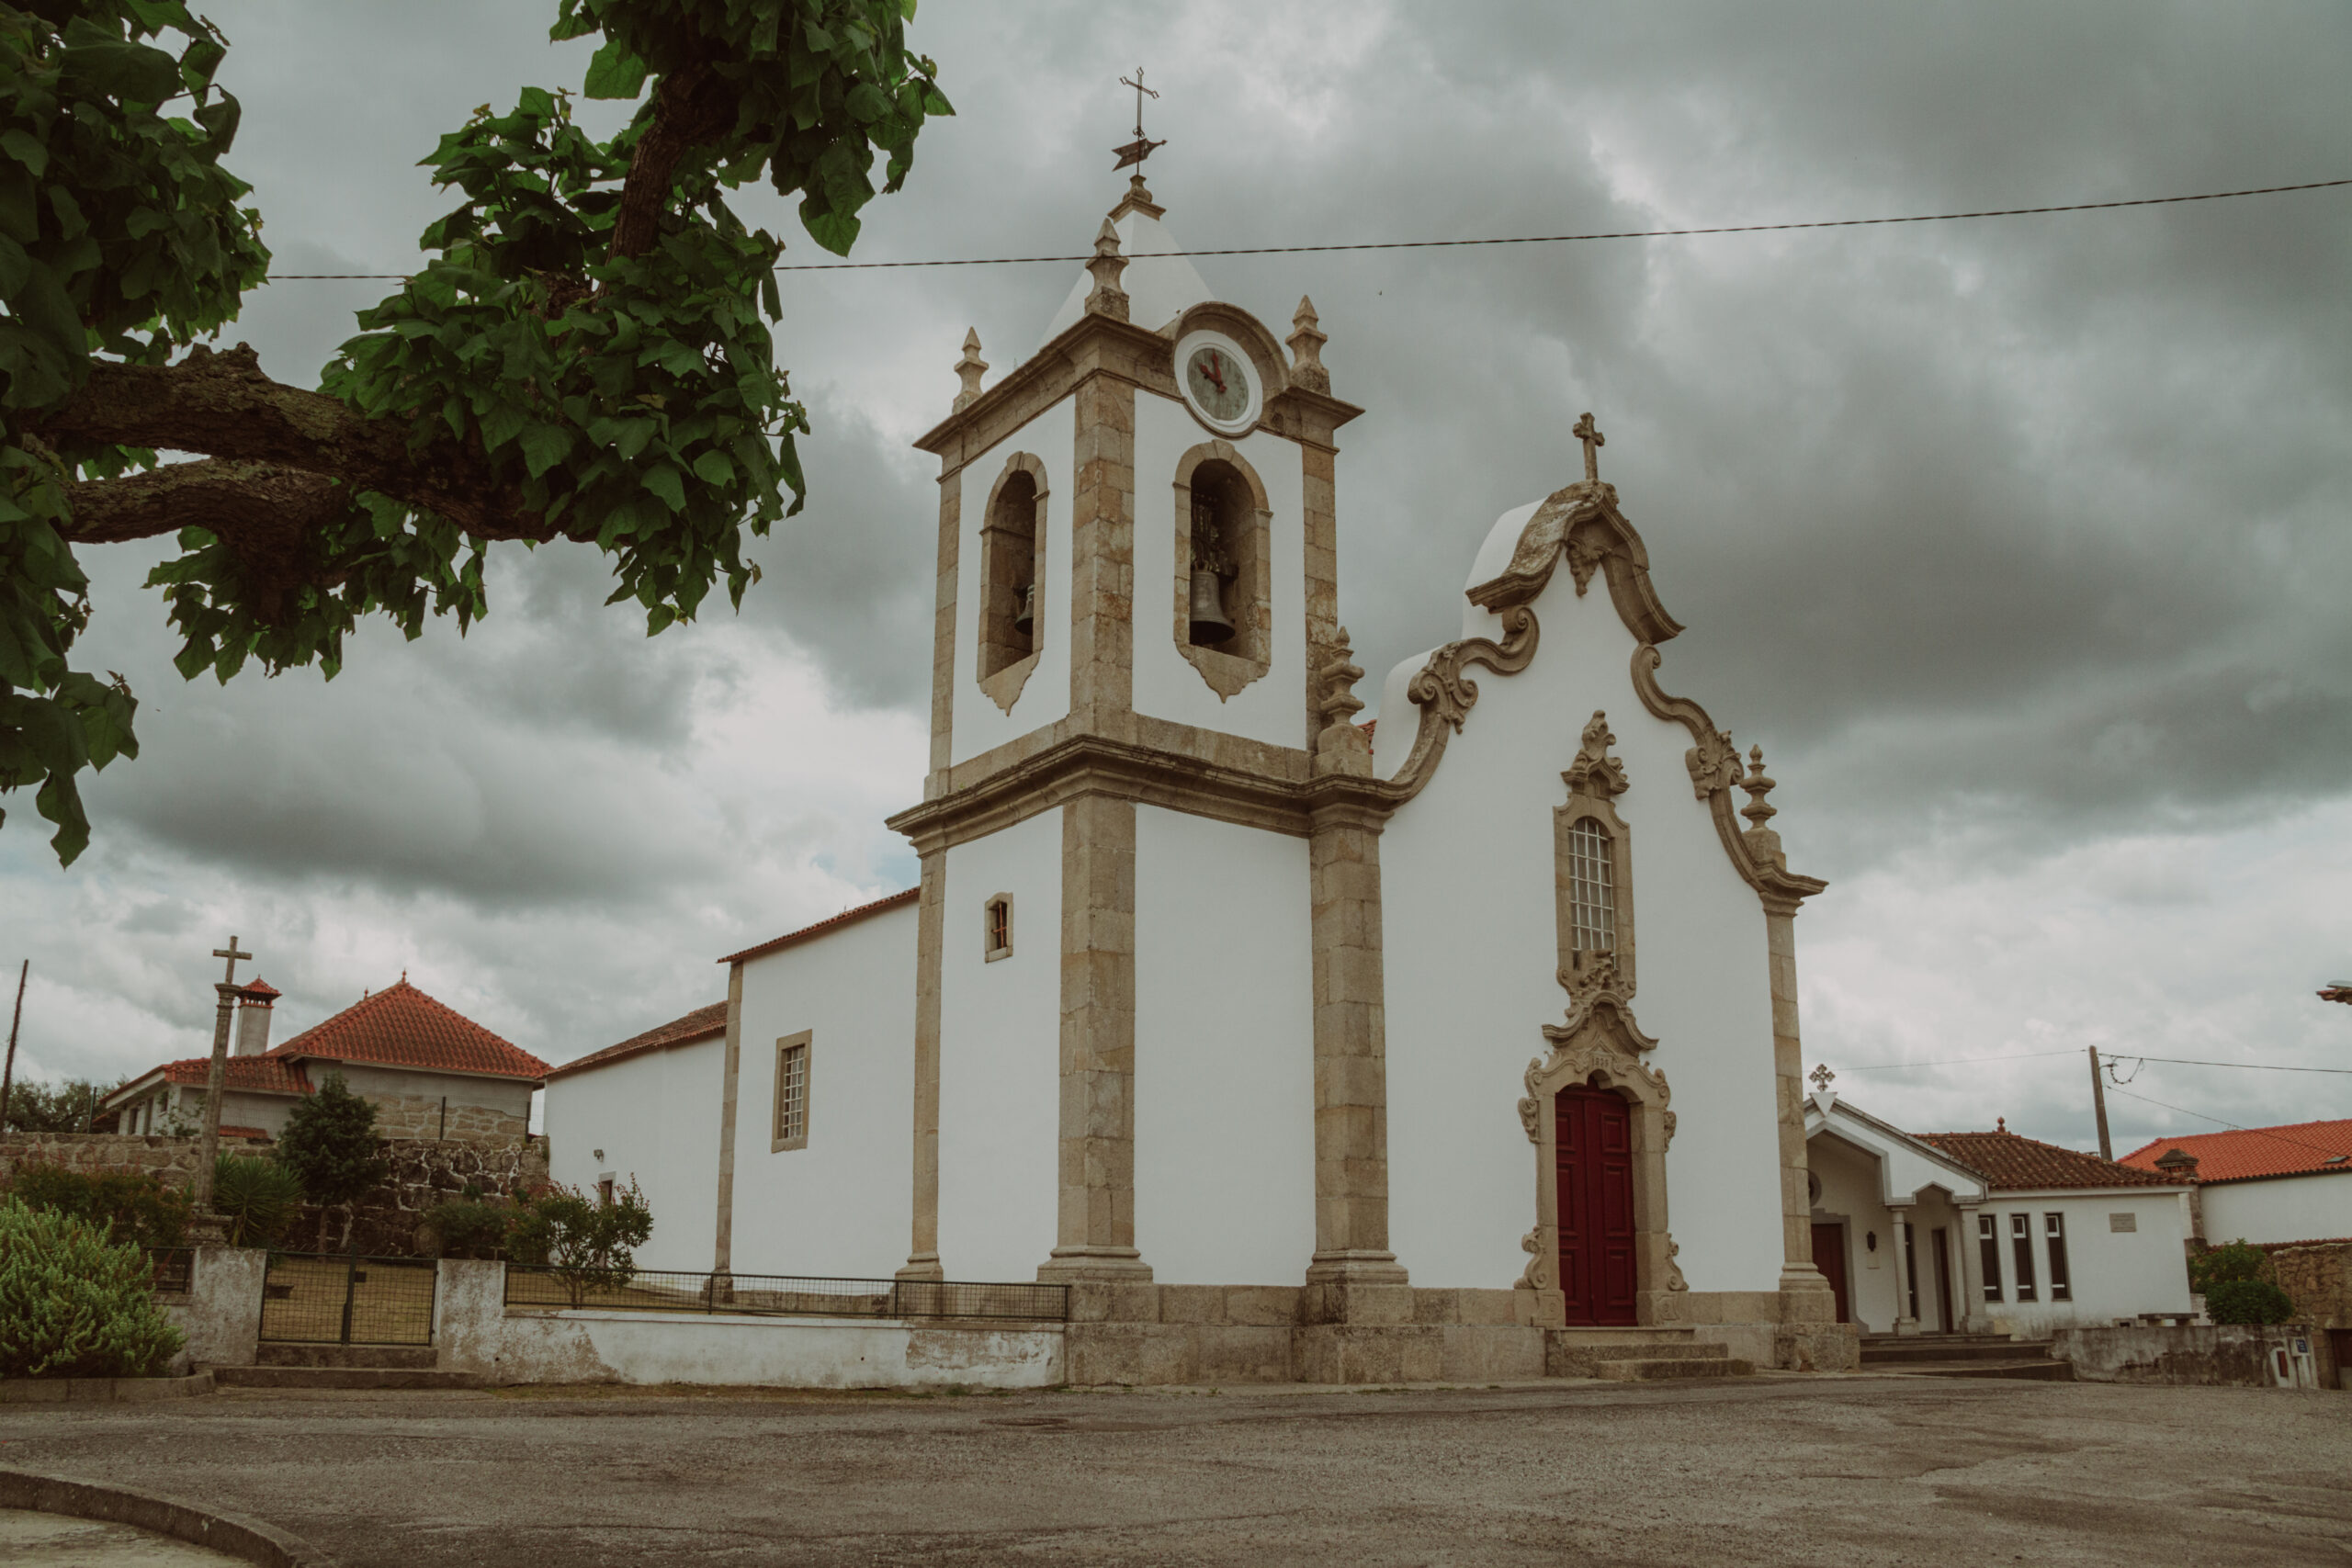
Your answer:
[771,1031,812,1153]
[1170,440,1273,702]
[1514,995,1680,1329]
[983,893,1013,963]
[976,453,1049,713]
[1555,788,1635,998]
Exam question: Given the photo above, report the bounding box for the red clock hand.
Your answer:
[1205,351,1227,393]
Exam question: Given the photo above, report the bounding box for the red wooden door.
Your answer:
[1812,1222,1850,1324]
[1556,1088,1637,1325]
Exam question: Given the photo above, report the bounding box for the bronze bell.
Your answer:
[1188,567,1235,645]
[1012,581,1035,638]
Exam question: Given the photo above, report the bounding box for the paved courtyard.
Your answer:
[3,1374,2346,1566]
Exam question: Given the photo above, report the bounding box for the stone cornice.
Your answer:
[1467,480,1682,647]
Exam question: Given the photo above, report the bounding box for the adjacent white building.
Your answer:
[546,172,1860,1379]
[1805,1089,2195,1337]
[2120,1118,2352,1247]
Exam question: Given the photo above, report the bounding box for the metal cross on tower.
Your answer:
[1572,411,1605,483]
[1113,68,1165,170]
[1808,1062,1836,1091]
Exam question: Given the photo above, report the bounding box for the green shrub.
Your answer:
[276,1073,390,1250]
[422,1198,512,1259]
[2204,1279,2295,1325]
[6,1165,189,1247]
[508,1179,653,1307]
[0,1200,185,1379]
[2190,1240,2271,1291]
[211,1156,304,1247]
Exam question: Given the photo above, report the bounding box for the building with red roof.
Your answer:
[2119,1119,2352,1247]
[104,978,549,1145]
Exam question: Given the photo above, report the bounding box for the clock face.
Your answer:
[1184,344,1251,423]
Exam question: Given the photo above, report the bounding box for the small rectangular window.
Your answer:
[984,895,1013,961]
[1978,1213,2003,1303]
[2045,1213,2071,1302]
[772,1032,811,1152]
[2108,1212,2136,1233]
[2010,1213,2037,1301]
[596,1177,615,1208]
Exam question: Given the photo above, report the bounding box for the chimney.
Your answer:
[2154,1147,2202,1241]
[234,979,280,1056]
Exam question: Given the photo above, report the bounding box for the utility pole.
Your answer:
[1,960,25,1136]
[2088,1044,2113,1162]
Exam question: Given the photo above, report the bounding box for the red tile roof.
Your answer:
[718,888,918,965]
[1917,1129,2182,1190]
[237,977,281,1001]
[154,1055,313,1095]
[2118,1119,2352,1185]
[268,980,549,1081]
[547,1001,729,1081]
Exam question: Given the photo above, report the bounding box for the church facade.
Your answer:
[548,175,1854,1380]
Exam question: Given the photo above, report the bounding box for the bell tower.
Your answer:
[888,154,1366,1289]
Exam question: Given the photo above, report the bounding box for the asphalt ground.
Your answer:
[1,1373,2345,1566]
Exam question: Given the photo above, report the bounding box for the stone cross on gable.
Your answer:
[1808,1063,1835,1091]
[1572,412,1605,484]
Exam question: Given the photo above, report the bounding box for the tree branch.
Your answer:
[36,344,562,542]
[66,458,364,625]
[609,58,738,262]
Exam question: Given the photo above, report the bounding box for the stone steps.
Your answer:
[1860,1336,2044,1365]
[214,1364,481,1392]
[1592,1352,1756,1382]
[1547,1330,1752,1381]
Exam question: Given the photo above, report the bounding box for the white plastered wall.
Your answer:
[1379,503,1785,1294]
[948,400,1076,768]
[1128,399,1308,752]
[544,1036,723,1274]
[2199,1172,2352,1247]
[1976,1190,2194,1336]
[938,807,1064,1280]
[1804,1128,1974,1334]
[1131,805,1316,1283]
[728,903,918,1278]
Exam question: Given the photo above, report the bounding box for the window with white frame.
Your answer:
[1978,1213,2003,1302]
[2045,1213,2072,1302]
[2009,1213,2037,1301]
[772,1032,811,1152]
[1566,818,1617,955]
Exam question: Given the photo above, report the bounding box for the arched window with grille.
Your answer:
[1555,714,1635,996]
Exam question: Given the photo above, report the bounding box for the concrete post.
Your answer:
[1890,1206,1917,1336]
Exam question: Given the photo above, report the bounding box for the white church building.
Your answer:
[547,172,1858,1382]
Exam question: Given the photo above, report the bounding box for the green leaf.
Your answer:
[641,463,685,513]
[797,198,860,257]
[690,450,734,486]
[582,40,648,101]
[518,423,571,479]
[0,130,46,178]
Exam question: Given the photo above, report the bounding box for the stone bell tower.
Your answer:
[887,161,1370,1292]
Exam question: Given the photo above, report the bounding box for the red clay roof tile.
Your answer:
[157,1055,312,1095]
[1917,1129,2181,1190]
[546,1000,729,1081]
[267,980,549,1081]
[2118,1119,2352,1185]
[717,888,917,966]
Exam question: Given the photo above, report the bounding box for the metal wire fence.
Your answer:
[260,1252,437,1345]
[146,1247,193,1295]
[503,1267,1069,1323]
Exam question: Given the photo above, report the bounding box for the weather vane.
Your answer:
[1114,68,1165,171]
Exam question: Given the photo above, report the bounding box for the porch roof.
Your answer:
[1804,1091,1990,1206]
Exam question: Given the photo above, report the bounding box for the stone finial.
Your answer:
[1738,743,1785,869]
[1809,1063,1835,1091]
[1287,296,1330,393]
[952,329,987,412]
[1084,218,1130,321]
[1109,173,1165,221]
[1564,709,1628,798]
[1313,627,1371,777]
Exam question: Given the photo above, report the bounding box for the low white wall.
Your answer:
[2201,1172,2352,1247]
[1979,1190,2193,1337]
[162,1246,264,1369]
[435,1260,1062,1390]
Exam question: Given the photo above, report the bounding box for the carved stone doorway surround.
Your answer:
[1514,988,1684,1329]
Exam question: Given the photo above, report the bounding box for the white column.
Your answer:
[1956,1202,1988,1334]
[1889,1205,1918,1336]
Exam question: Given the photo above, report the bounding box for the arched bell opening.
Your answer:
[977,453,1048,711]
[1170,441,1272,700]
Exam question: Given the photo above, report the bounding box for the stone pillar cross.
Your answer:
[1571,412,1605,483]
[190,935,251,1216]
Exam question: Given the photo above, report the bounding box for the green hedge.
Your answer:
[2203,1279,2295,1325]
[0,1200,185,1379]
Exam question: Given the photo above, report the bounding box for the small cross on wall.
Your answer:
[1571,412,1605,483]
[1808,1063,1835,1091]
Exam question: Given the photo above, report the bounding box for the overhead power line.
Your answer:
[262,175,2352,281]
[2109,1054,2352,1077]
[1840,1049,2078,1072]
[2099,1085,2349,1162]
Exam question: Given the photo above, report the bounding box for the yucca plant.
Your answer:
[0,1200,185,1379]
[211,1156,305,1248]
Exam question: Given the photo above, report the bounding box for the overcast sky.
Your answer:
[5,1,2347,1156]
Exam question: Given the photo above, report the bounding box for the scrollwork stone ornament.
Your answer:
[1566,525,1610,597]
[1685,725,1742,799]
[1665,1236,1689,1292]
[1564,709,1628,798]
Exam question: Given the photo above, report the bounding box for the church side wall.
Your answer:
[729,904,918,1279]
[938,807,1065,1280]
[1380,570,1786,1296]
[1131,805,1316,1284]
[545,1037,723,1274]
[2201,1173,2352,1247]
[948,400,1076,767]
[1128,401,1307,751]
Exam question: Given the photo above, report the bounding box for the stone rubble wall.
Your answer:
[365,1092,530,1145]
[2267,1240,2351,1330]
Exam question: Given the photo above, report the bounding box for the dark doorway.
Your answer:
[1556,1087,1636,1325]
[1930,1226,1954,1333]
[1812,1222,1850,1324]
